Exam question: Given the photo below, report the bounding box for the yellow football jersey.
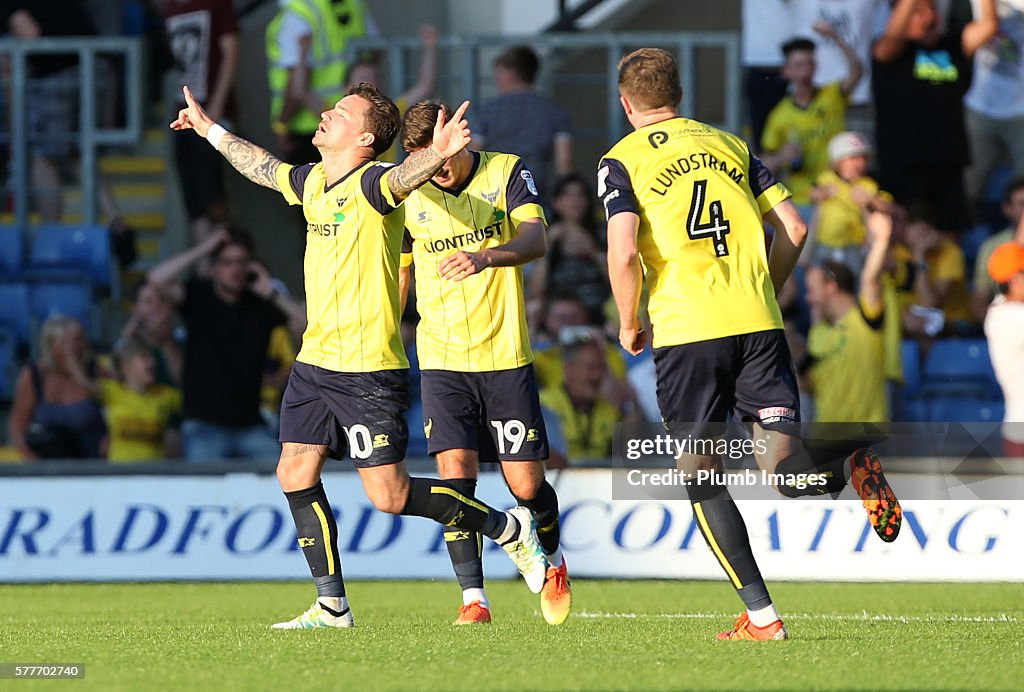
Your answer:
[807,300,888,423]
[761,82,848,205]
[401,151,546,371]
[275,160,408,372]
[599,117,791,348]
[814,171,892,248]
[99,379,182,461]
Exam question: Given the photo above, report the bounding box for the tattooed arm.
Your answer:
[170,84,282,191]
[217,133,283,191]
[387,99,473,202]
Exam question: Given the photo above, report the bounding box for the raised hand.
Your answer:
[169,85,214,138]
[431,100,471,160]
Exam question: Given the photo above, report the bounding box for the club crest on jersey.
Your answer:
[521,169,538,196]
[482,189,499,205]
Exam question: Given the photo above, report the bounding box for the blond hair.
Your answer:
[38,314,89,372]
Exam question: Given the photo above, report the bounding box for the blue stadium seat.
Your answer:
[28,280,93,332]
[0,225,25,280]
[927,396,1004,423]
[900,340,921,397]
[922,339,999,396]
[27,224,111,288]
[0,282,32,345]
[0,327,16,400]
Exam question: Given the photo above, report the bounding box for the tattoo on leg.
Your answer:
[281,443,327,458]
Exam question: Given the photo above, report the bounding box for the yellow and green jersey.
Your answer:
[599,117,790,348]
[807,299,888,422]
[761,82,848,205]
[401,151,546,371]
[99,379,182,461]
[275,160,408,372]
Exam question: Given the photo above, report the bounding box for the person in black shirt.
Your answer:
[871,0,998,232]
[146,226,306,460]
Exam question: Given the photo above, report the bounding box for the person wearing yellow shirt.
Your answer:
[602,48,901,642]
[807,131,894,269]
[761,22,864,209]
[99,339,182,462]
[539,336,620,461]
[898,203,975,337]
[802,212,893,423]
[398,100,570,626]
[171,82,548,629]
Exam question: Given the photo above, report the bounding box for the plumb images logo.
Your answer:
[612,421,1024,502]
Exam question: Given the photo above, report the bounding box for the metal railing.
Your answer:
[0,36,144,230]
[345,31,740,153]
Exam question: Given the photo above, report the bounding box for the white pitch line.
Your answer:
[576,611,1019,624]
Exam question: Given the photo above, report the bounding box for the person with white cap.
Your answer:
[806,131,893,269]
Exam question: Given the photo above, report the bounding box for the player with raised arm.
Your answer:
[170,83,547,629]
[398,101,570,626]
[600,49,902,641]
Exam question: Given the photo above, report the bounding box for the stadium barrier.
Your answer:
[2,468,1020,583]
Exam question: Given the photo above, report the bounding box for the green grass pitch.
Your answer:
[1,580,1021,690]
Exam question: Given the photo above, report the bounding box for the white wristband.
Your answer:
[207,123,227,150]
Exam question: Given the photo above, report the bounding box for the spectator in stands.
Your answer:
[159,0,239,246]
[473,45,573,198]
[792,0,888,139]
[965,0,1024,216]
[761,24,864,211]
[344,24,439,162]
[539,336,621,462]
[806,131,893,269]
[98,337,182,461]
[146,226,306,460]
[533,291,624,385]
[9,315,106,459]
[1,1,98,222]
[984,241,1024,456]
[872,0,998,232]
[971,177,1024,322]
[801,211,893,422]
[120,282,184,386]
[266,0,372,164]
[527,174,609,324]
[897,202,975,337]
[741,0,794,147]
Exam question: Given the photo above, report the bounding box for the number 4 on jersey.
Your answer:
[687,179,731,257]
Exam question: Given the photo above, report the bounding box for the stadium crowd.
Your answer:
[2,0,1023,463]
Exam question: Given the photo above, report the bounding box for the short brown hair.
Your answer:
[495,45,540,84]
[617,48,682,111]
[347,82,400,157]
[400,100,452,152]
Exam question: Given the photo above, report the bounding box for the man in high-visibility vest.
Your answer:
[266,0,371,164]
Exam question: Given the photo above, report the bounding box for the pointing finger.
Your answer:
[451,100,470,124]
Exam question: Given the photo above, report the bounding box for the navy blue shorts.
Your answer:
[279,362,409,467]
[653,329,800,436]
[420,365,549,462]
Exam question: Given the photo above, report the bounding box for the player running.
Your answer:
[170,83,548,629]
[398,101,569,626]
[601,49,902,641]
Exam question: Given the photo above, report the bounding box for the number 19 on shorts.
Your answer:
[490,419,526,455]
